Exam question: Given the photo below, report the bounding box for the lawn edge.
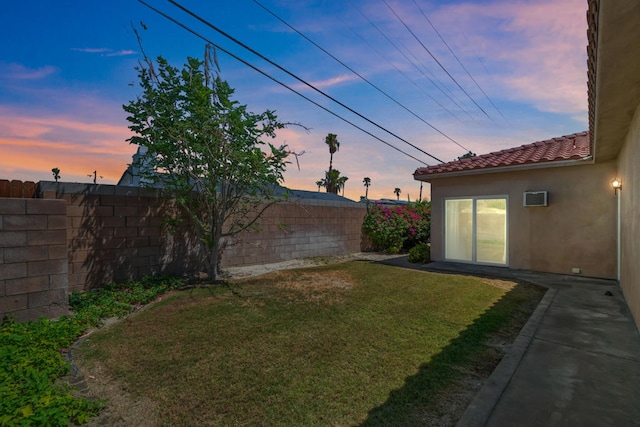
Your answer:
[456,285,557,427]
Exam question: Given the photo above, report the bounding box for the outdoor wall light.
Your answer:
[612,178,622,195]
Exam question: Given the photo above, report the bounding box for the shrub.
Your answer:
[362,201,430,253]
[408,243,431,264]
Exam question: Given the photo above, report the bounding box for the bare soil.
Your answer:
[64,254,543,426]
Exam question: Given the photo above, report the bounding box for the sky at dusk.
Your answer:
[0,0,589,201]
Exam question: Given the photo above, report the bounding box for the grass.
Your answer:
[78,261,543,426]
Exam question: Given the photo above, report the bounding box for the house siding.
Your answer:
[617,101,640,328]
[429,161,617,279]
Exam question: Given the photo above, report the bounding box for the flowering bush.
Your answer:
[362,201,430,253]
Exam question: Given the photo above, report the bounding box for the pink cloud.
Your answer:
[292,73,359,91]
[0,108,134,184]
[430,0,588,115]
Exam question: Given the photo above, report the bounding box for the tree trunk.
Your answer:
[208,225,225,281]
[327,152,334,193]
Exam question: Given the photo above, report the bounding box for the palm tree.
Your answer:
[323,169,348,195]
[325,169,339,194]
[325,133,340,178]
[394,187,401,200]
[315,180,324,192]
[363,177,371,200]
[337,175,348,196]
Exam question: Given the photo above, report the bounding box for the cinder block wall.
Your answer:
[224,200,366,266]
[2,181,366,320]
[37,182,366,292]
[40,182,204,292]
[0,198,69,322]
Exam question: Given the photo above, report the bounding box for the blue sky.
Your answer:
[0,0,588,200]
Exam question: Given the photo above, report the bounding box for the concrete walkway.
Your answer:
[379,257,640,427]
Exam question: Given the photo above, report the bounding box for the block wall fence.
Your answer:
[1,181,367,322]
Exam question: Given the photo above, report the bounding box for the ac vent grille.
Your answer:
[523,191,548,207]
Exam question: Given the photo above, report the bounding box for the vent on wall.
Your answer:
[523,191,548,207]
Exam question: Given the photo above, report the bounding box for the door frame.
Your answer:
[442,195,509,266]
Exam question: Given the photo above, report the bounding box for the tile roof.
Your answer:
[414,131,591,178]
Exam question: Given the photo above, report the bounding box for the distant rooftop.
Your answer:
[271,186,356,203]
[414,131,591,179]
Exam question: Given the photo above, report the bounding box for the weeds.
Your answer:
[0,275,183,426]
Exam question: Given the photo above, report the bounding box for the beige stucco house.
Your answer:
[414,0,640,329]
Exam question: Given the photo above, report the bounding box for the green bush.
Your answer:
[408,243,431,264]
[0,275,183,425]
[362,201,430,253]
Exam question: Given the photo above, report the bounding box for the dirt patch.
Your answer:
[221,253,405,280]
[479,277,518,291]
[272,270,354,305]
[61,344,159,427]
[274,270,353,292]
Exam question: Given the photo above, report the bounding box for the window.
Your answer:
[444,197,508,265]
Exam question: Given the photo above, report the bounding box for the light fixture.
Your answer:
[612,178,622,195]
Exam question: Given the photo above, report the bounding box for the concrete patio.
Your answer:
[379,258,640,427]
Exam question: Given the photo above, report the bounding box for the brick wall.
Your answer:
[0,198,68,322]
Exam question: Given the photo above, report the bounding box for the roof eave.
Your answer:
[414,156,594,182]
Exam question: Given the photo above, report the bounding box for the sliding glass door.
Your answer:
[445,199,473,261]
[445,197,507,265]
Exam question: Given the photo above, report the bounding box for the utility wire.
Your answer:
[251,0,469,152]
[167,0,444,163]
[411,0,506,120]
[357,7,472,121]
[348,27,463,124]
[136,0,430,166]
[383,0,491,120]
[396,36,471,119]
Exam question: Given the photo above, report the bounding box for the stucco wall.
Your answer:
[428,161,617,279]
[617,101,640,328]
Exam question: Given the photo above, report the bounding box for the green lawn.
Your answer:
[77,261,542,426]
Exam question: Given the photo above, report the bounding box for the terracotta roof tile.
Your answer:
[414,131,590,177]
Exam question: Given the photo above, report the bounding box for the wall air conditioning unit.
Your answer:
[523,191,548,207]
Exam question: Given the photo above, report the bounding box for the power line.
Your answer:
[396,36,471,119]
[383,0,492,120]
[348,26,464,124]
[251,0,470,152]
[356,7,474,122]
[167,0,445,163]
[411,0,506,120]
[136,0,431,166]
[356,8,471,122]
